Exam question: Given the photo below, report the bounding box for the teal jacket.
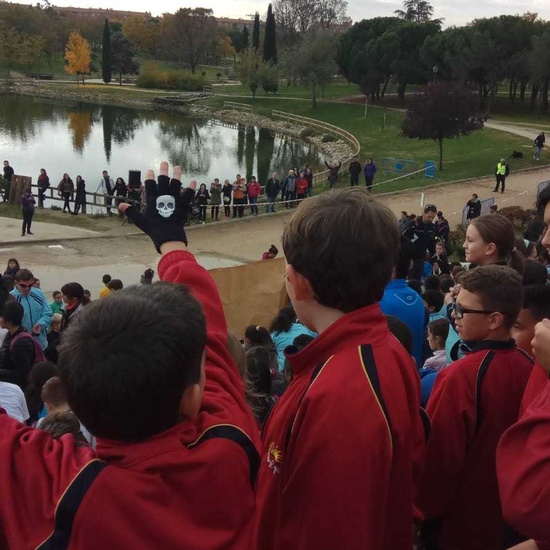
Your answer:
[10,288,52,350]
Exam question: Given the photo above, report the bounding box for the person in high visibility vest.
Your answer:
[494,158,510,193]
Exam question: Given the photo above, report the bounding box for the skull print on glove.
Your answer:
[156,195,175,218]
[120,164,195,252]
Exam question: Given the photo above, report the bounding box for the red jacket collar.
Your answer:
[287,303,389,376]
[95,421,193,468]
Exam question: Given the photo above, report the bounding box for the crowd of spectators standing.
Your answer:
[3,157,384,230]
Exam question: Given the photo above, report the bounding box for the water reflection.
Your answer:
[67,110,92,153]
[0,94,324,194]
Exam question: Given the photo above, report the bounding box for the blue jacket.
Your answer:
[10,288,52,350]
[379,278,427,367]
[364,162,377,178]
[271,322,316,372]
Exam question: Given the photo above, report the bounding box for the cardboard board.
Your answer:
[209,257,288,338]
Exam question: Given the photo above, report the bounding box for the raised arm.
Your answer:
[121,163,258,441]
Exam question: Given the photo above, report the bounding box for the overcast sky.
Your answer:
[12,0,550,26]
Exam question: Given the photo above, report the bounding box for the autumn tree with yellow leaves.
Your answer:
[65,32,92,85]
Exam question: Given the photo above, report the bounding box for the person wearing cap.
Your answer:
[494,158,510,193]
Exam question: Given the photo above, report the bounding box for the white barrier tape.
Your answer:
[228,166,430,208]
[445,190,531,220]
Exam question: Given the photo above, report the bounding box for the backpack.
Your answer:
[9,332,46,364]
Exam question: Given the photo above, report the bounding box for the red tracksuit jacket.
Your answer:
[295,178,308,196]
[254,303,426,550]
[415,340,533,550]
[520,361,549,415]
[0,250,260,550]
[497,379,550,550]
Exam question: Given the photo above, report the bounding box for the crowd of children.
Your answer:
[1,162,550,550]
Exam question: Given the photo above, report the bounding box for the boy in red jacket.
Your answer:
[496,185,550,550]
[0,163,259,549]
[415,265,533,550]
[497,321,550,550]
[254,188,426,550]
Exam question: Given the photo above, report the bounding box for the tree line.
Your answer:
[337,12,550,113]
[1,0,549,113]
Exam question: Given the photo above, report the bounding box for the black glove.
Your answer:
[123,174,195,253]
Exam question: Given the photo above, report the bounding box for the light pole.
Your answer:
[433,65,439,83]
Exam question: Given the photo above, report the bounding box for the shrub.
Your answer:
[321,133,337,143]
[137,64,207,91]
[300,127,318,139]
[448,224,466,262]
[498,205,532,232]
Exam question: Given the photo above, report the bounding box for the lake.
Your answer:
[0,93,324,192]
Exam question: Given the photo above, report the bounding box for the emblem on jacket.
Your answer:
[267,442,282,475]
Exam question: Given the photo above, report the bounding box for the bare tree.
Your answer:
[274,0,348,40]
[160,8,218,73]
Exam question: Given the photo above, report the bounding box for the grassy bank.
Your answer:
[204,95,540,191]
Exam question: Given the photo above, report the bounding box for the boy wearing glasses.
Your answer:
[415,265,533,550]
[11,269,52,351]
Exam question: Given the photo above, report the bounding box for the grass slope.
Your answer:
[206,95,540,191]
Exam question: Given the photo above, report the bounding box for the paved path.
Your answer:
[0,217,100,244]
[484,120,549,142]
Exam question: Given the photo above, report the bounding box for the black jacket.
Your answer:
[436,218,450,242]
[3,165,14,182]
[265,178,280,197]
[403,218,437,260]
[466,199,481,220]
[0,327,35,388]
[348,160,363,177]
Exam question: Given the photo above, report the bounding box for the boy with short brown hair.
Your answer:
[255,188,425,550]
[415,265,533,550]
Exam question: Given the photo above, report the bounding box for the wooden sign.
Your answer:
[8,175,32,205]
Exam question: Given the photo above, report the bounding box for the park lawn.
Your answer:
[213,80,360,99]
[206,95,540,190]
[38,81,181,100]
[488,95,550,126]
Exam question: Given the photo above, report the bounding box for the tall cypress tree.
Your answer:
[252,12,260,50]
[263,4,277,64]
[242,25,249,49]
[102,18,112,84]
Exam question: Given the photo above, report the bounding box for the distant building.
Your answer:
[215,16,265,30]
[46,5,151,21]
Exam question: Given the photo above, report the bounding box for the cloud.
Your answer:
[15,0,550,26]
[346,0,550,25]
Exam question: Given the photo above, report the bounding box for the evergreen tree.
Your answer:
[102,18,112,84]
[242,25,249,49]
[252,12,260,50]
[263,4,277,64]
